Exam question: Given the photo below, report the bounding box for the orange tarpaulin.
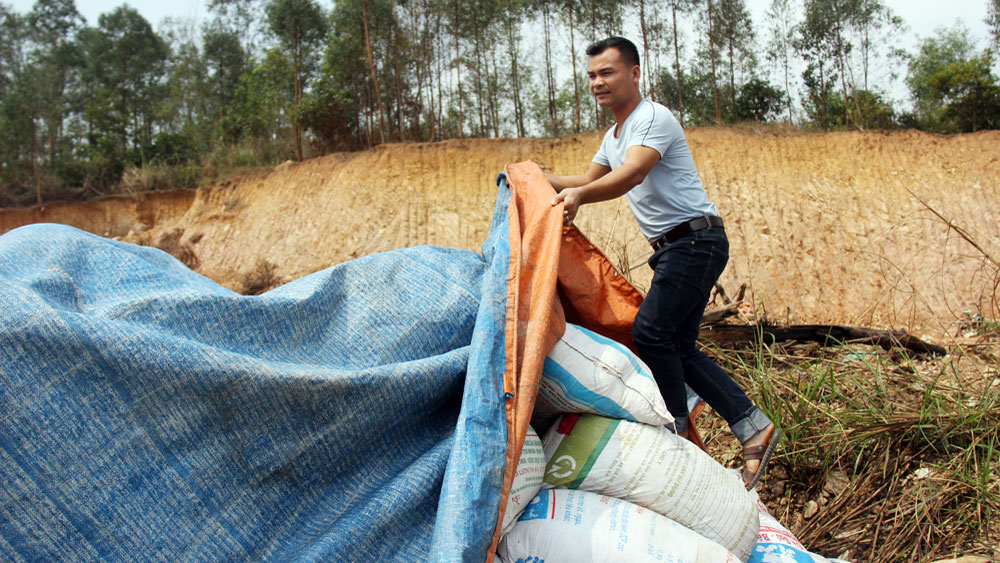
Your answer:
[487,160,647,559]
[487,160,710,560]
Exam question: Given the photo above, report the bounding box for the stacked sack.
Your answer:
[746,487,850,563]
[496,323,760,563]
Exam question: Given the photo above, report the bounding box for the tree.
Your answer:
[666,0,698,125]
[705,0,721,123]
[659,61,719,126]
[765,0,797,122]
[796,0,851,127]
[78,6,169,184]
[796,0,904,130]
[203,24,246,125]
[158,18,211,148]
[906,23,978,131]
[988,0,999,49]
[0,5,25,96]
[499,0,528,136]
[714,0,756,118]
[265,0,327,160]
[305,0,420,149]
[925,53,1000,132]
[226,48,296,159]
[26,0,85,202]
[734,77,784,121]
[207,0,266,57]
[0,5,34,203]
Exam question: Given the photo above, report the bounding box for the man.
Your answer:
[545,37,780,489]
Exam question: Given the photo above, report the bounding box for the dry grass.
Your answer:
[706,336,1000,562]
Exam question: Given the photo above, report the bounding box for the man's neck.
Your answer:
[612,94,643,135]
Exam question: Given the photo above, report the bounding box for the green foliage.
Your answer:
[658,66,719,126]
[86,6,169,159]
[222,49,296,159]
[0,0,997,205]
[203,24,247,126]
[925,54,1000,132]
[907,24,1000,133]
[794,0,905,130]
[734,77,785,122]
[845,89,897,129]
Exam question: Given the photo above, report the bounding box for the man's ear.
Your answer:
[632,65,641,85]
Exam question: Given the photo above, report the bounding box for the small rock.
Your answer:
[771,480,785,496]
[930,557,992,563]
[771,465,790,480]
[803,500,819,519]
[823,469,849,496]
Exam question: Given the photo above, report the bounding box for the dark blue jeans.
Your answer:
[632,226,770,442]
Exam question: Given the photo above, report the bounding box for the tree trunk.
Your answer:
[411,3,427,140]
[436,19,445,140]
[569,2,580,132]
[672,1,685,125]
[542,2,557,133]
[727,32,736,114]
[394,35,404,140]
[472,20,485,136]
[640,0,650,97]
[505,16,525,137]
[708,0,721,125]
[489,48,500,137]
[782,27,792,122]
[452,0,464,138]
[836,32,850,127]
[363,0,387,144]
[294,24,304,161]
[31,117,40,206]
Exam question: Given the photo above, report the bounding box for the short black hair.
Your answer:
[585,37,640,68]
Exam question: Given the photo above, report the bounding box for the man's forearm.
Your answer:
[573,161,648,205]
[544,172,590,192]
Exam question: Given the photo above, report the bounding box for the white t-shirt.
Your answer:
[593,99,718,241]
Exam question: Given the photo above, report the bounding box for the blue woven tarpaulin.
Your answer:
[0,182,514,561]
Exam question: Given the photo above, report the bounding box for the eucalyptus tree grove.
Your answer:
[1,0,998,205]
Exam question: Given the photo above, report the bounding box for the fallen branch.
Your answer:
[699,324,947,356]
[701,301,742,325]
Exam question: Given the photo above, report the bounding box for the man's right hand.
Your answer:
[551,188,584,224]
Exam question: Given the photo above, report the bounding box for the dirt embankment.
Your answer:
[3,128,998,339]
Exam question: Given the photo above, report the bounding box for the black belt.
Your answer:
[650,216,724,250]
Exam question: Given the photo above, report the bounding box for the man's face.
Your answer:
[587,47,639,109]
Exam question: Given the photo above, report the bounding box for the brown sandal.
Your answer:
[742,426,781,490]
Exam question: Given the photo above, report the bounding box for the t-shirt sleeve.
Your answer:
[593,135,610,167]
[626,103,677,158]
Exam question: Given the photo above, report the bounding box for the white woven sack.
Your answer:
[500,426,545,535]
[497,488,738,563]
[746,487,841,563]
[537,323,673,426]
[541,414,759,561]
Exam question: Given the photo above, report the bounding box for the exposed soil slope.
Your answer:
[3,128,998,338]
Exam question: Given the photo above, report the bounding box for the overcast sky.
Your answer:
[8,0,994,50]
